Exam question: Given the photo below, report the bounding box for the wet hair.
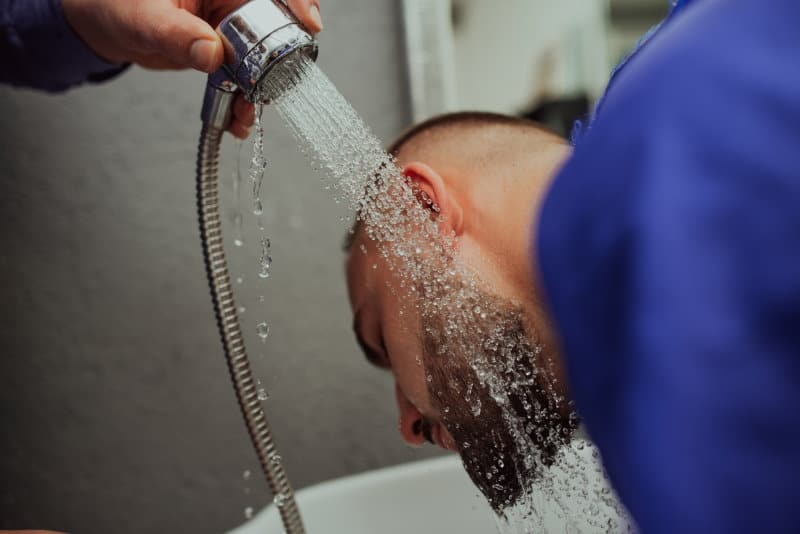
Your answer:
[343,111,564,251]
[387,110,563,157]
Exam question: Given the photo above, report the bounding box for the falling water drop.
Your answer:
[244,506,254,519]
[256,322,270,342]
[233,213,244,247]
[258,237,272,279]
[249,105,267,216]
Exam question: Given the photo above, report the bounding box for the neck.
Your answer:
[459,145,572,387]
[464,145,570,302]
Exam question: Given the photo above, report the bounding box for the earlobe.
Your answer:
[402,162,464,237]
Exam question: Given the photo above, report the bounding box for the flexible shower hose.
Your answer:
[196,125,306,534]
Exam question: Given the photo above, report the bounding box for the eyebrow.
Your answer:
[352,309,389,369]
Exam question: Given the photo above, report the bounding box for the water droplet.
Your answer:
[470,398,482,417]
[256,322,270,341]
[233,213,244,247]
[236,276,244,285]
[258,237,272,279]
[273,492,287,508]
[253,199,264,216]
[257,388,269,401]
[244,506,254,519]
[243,469,251,480]
[238,306,246,314]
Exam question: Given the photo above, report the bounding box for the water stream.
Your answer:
[250,53,633,533]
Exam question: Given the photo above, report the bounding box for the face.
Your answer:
[347,228,457,450]
[347,222,576,511]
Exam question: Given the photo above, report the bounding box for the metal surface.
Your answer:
[200,71,237,129]
[201,0,319,142]
[195,2,322,532]
[216,0,318,101]
[196,124,306,534]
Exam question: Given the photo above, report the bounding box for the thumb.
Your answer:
[132,4,224,73]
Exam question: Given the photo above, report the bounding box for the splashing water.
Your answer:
[257,53,633,533]
[258,236,272,279]
[249,107,267,216]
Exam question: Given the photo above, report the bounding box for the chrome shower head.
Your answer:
[201,0,318,129]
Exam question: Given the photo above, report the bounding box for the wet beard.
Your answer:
[420,286,578,513]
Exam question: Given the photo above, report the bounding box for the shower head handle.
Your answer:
[201,0,319,128]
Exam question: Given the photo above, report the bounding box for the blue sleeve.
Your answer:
[537,1,800,532]
[0,0,126,91]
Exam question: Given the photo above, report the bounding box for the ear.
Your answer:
[402,162,464,237]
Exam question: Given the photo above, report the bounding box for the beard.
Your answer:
[419,278,578,513]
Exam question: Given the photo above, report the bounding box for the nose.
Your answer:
[395,382,426,446]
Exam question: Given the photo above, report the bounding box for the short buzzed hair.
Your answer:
[344,111,565,251]
[387,111,564,158]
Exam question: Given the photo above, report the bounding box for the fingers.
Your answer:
[233,95,256,126]
[286,0,323,34]
[128,3,224,73]
[228,94,255,139]
[228,120,252,140]
[134,53,186,71]
[205,0,250,28]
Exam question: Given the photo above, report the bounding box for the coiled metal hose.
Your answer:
[196,125,305,534]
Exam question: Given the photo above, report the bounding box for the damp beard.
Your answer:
[420,280,578,514]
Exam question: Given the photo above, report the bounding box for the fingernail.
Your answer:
[309,5,323,32]
[190,39,217,72]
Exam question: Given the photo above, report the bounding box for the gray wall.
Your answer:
[0,2,442,532]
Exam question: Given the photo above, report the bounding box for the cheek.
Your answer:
[383,303,431,411]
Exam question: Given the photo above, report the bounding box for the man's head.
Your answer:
[345,112,574,510]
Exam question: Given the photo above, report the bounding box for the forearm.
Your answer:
[0,0,126,92]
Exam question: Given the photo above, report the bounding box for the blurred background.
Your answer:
[0,1,667,532]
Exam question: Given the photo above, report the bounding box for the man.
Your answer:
[349,1,800,533]
[346,113,588,516]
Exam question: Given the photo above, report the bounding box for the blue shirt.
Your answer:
[539,0,800,532]
[0,0,125,91]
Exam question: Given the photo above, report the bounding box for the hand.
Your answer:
[61,0,323,138]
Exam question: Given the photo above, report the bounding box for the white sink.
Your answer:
[228,443,630,534]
